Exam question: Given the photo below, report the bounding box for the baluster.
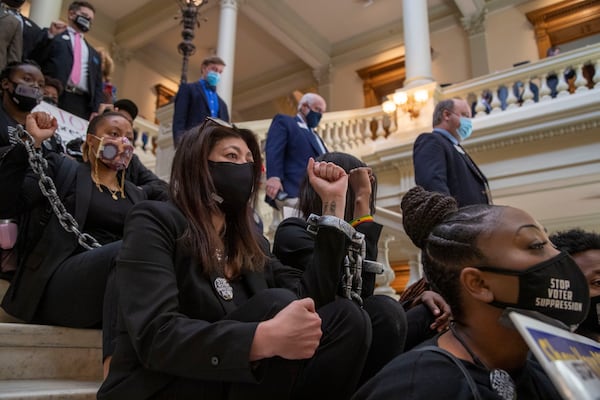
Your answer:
[539,74,551,102]
[362,118,374,145]
[490,86,502,113]
[319,122,332,151]
[374,234,399,300]
[505,82,519,109]
[387,113,397,135]
[556,67,570,97]
[474,93,487,117]
[350,119,361,147]
[574,63,589,93]
[342,120,353,150]
[594,60,600,89]
[332,122,342,151]
[521,78,535,105]
[374,116,386,141]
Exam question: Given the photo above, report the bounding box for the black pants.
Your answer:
[60,91,92,120]
[359,294,407,384]
[33,241,120,329]
[404,303,438,351]
[150,289,371,400]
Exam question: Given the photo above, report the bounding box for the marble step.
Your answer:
[0,379,101,399]
[0,323,103,380]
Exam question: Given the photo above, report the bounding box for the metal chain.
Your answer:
[307,213,372,306]
[15,125,102,251]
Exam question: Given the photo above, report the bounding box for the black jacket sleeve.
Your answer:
[125,154,169,201]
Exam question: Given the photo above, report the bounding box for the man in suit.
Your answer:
[413,98,491,207]
[0,0,47,61]
[35,1,102,120]
[172,56,229,146]
[264,92,328,211]
[0,5,21,70]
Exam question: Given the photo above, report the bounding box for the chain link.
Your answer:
[15,126,101,250]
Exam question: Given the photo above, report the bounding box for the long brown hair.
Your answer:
[169,120,266,276]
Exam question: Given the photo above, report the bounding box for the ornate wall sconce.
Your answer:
[177,0,207,85]
[382,89,429,119]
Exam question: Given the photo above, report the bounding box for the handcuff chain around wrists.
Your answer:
[15,125,102,250]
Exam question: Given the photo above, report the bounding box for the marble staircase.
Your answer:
[0,280,103,399]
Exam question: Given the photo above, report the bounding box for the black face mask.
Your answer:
[305,109,322,128]
[3,0,26,8]
[9,81,42,112]
[578,295,600,333]
[43,96,58,106]
[208,161,254,212]
[478,252,590,327]
[74,15,91,32]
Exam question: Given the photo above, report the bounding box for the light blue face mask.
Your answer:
[457,116,473,141]
[206,71,220,87]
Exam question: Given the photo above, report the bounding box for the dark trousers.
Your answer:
[150,289,371,400]
[33,241,120,328]
[359,295,407,384]
[404,303,438,351]
[59,91,92,120]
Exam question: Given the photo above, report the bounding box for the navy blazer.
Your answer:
[34,30,103,114]
[413,131,490,207]
[264,114,327,199]
[172,81,230,145]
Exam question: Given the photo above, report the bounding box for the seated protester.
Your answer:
[273,152,449,383]
[98,118,370,400]
[1,111,145,336]
[550,228,600,342]
[1,60,46,219]
[98,99,169,201]
[42,75,63,106]
[353,186,589,400]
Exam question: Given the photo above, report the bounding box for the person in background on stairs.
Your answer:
[550,228,600,342]
[353,186,588,399]
[98,117,371,400]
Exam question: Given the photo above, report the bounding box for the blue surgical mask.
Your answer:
[206,71,220,87]
[305,109,322,129]
[457,117,472,141]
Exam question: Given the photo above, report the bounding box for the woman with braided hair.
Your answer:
[354,186,590,400]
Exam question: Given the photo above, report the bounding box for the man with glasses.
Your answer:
[412,98,491,207]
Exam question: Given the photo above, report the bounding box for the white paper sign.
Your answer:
[32,101,88,145]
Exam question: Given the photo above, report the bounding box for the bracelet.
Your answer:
[350,215,373,227]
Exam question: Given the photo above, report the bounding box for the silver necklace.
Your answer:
[450,323,517,400]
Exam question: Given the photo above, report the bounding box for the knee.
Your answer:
[256,288,298,313]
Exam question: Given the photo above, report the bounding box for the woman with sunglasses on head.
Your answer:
[353,186,589,400]
[0,90,142,347]
[98,118,370,400]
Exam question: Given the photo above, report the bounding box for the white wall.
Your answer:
[430,25,470,84]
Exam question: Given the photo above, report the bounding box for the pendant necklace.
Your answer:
[450,322,516,400]
[213,248,233,301]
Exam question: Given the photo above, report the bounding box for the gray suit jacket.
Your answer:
[0,10,22,70]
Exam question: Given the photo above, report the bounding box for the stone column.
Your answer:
[402,0,434,87]
[28,0,63,28]
[312,64,333,106]
[216,0,238,113]
[462,8,489,77]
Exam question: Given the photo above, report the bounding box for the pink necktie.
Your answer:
[70,32,82,86]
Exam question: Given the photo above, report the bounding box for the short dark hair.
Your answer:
[114,99,138,121]
[201,56,226,67]
[44,76,63,96]
[0,59,41,82]
[550,228,600,255]
[69,1,95,13]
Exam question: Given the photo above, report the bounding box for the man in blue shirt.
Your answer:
[413,98,491,207]
[172,56,229,146]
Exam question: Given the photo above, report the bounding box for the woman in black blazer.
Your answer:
[98,118,370,399]
[1,107,143,337]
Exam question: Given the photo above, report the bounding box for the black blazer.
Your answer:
[413,131,490,207]
[34,29,104,114]
[21,15,45,60]
[273,217,382,299]
[97,200,350,399]
[1,152,146,321]
[172,81,230,144]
